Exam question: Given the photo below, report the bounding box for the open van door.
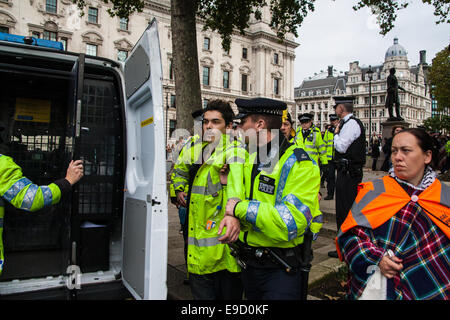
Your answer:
[121,19,168,300]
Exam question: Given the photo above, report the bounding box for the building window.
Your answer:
[203,37,210,51]
[202,66,210,86]
[46,0,57,14]
[274,53,279,65]
[119,18,128,31]
[88,7,98,24]
[170,94,176,108]
[203,99,209,109]
[169,120,176,137]
[223,70,229,89]
[241,74,248,92]
[0,26,9,34]
[274,79,280,95]
[31,31,40,38]
[86,43,97,56]
[117,50,128,61]
[242,47,247,59]
[43,30,57,41]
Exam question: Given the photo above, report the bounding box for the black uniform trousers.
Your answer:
[326,161,336,197]
[241,266,303,300]
[335,167,363,230]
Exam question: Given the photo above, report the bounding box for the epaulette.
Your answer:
[293,148,312,162]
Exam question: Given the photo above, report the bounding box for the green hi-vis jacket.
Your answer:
[0,154,62,274]
[322,128,335,162]
[294,125,328,166]
[235,143,323,248]
[173,134,246,275]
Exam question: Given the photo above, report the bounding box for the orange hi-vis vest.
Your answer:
[336,175,450,261]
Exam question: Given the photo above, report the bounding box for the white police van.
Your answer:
[0,20,168,300]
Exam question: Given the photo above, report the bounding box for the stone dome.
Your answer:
[385,37,407,60]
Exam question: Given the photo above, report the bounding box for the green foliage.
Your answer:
[428,46,450,114]
[423,115,450,133]
[72,0,448,47]
[72,0,144,18]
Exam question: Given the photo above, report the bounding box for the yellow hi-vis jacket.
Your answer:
[294,125,328,166]
[322,128,335,162]
[234,142,323,248]
[174,134,247,275]
[0,154,63,274]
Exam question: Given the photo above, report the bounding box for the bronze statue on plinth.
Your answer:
[385,67,406,121]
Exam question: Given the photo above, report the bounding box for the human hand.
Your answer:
[225,198,240,217]
[176,191,187,207]
[379,254,403,279]
[217,215,240,244]
[65,160,84,185]
[219,164,229,185]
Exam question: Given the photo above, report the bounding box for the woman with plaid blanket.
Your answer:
[337,128,449,300]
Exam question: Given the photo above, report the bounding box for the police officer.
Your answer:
[173,100,246,300]
[327,96,365,258]
[224,97,322,300]
[0,155,83,274]
[323,114,339,200]
[280,112,296,142]
[295,113,328,190]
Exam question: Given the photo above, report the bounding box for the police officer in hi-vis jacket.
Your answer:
[223,97,323,300]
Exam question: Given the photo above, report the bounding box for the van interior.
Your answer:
[0,48,126,296]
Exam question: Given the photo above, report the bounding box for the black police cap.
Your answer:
[298,113,313,122]
[329,114,339,121]
[333,95,355,109]
[234,97,287,119]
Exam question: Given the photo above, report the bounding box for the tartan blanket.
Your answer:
[339,169,449,300]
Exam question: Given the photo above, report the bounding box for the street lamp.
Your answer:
[367,65,374,147]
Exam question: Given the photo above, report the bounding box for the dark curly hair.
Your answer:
[204,99,235,126]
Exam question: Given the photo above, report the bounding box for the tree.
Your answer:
[428,46,450,114]
[73,0,449,129]
[423,115,450,133]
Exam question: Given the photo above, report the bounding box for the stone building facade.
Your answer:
[0,0,298,142]
[294,37,432,137]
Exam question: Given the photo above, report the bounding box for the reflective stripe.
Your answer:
[283,193,313,226]
[274,202,298,240]
[188,236,222,247]
[41,186,53,207]
[246,200,260,227]
[3,178,32,202]
[349,178,385,228]
[312,214,323,224]
[173,168,189,179]
[275,153,297,204]
[20,184,38,211]
[173,181,186,190]
[191,172,222,196]
[440,182,450,207]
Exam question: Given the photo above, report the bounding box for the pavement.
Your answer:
[165,168,389,300]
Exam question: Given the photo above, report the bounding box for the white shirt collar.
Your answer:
[342,113,353,121]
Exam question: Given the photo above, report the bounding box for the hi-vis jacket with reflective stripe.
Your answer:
[234,143,322,248]
[336,175,450,260]
[0,154,62,274]
[322,128,334,161]
[172,135,201,194]
[294,125,328,166]
[175,134,247,275]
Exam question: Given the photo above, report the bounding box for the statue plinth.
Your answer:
[377,120,410,170]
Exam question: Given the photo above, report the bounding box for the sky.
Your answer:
[293,0,450,87]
